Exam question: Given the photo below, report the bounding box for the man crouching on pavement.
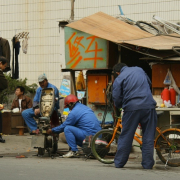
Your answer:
[46,94,101,158]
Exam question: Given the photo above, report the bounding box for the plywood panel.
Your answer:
[171,64,180,87]
[152,64,170,87]
[152,63,180,88]
[67,12,153,44]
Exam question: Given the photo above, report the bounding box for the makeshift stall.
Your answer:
[60,12,180,127]
[62,26,118,124]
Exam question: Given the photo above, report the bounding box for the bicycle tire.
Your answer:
[136,21,160,35]
[155,130,180,167]
[91,129,120,164]
[172,46,180,56]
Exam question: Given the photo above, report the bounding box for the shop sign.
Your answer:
[65,27,108,69]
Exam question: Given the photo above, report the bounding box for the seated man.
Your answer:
[22,73,59,134]
[11,86,32,112]
[46,94,101,158]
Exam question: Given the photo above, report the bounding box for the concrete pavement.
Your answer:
[0,133,141,161]
[1,134,180,174]
[0,134,69,158]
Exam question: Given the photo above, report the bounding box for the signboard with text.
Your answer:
[65,27,108,69]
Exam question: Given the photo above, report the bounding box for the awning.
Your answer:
[123,35,180,50]
[67,12,153,43]
[67,12,180,51]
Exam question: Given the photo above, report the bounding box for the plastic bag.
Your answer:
[76,71,85,90]
[164,100,172,108]
[163,69,171,85]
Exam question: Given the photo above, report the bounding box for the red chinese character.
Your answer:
[84,36,103,68]
[66,33,84,68]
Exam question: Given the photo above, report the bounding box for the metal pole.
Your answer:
[71,0,75,20]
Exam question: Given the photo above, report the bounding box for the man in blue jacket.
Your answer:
[22,73,59,134]
[47,94,101,158]
[112,63,157,169]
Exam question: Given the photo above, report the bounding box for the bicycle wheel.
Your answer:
[136,21,160,35]
[172,46,180,56]
[91,129,120,164]
[156,130,180,167]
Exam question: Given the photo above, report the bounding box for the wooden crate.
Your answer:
[2,112,24,134]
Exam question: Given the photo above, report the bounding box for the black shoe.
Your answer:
[0,137,5,143]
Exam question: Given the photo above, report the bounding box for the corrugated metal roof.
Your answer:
[67,12,180,50]
[67,11,153,43]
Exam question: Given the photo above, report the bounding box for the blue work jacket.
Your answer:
[52,102,101,135]
[33,82,59,111]
[112,66,156,111]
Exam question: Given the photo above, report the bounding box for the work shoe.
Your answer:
[62,150,77,158]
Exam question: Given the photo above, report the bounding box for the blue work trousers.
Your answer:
[22,108,37,132]
[64,126,87,152]
[114,109,157,169]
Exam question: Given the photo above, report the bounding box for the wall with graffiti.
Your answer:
[65,27,108,69]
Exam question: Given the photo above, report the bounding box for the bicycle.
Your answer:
[91,112,180,167]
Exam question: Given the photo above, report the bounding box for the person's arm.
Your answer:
[51,111,76,133]
[33,88,40,108]
[112,79,123,109]
[54,86,60,111]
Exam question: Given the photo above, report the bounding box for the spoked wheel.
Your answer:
[136,21,160,35]
[156,130,180,167]
[91,129,120,164]
[172,46,180,56]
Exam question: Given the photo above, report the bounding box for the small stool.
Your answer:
[16,126,26,135]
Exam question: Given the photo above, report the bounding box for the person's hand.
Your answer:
[34,108,40,116]
[46,129,52,134]
[0,104,4,110]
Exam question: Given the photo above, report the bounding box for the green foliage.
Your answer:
[0,73,38,105]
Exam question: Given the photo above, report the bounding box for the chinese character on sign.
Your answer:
[66,32,104,68]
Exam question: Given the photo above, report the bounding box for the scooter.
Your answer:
[31,87,62,159]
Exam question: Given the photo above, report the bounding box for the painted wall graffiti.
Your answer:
[65,27,108,69]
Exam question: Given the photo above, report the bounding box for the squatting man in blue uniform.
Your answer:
[22,73,59,134]
[112,63,157,169]
[46,94,101,158]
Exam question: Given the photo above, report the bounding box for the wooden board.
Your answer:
[152,64,180,88]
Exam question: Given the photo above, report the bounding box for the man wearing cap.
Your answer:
[22,73,59,134]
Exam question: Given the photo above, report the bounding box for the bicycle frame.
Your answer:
[106,117,180,149]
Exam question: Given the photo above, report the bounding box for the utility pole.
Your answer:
[71,0,75,21]
[70,1,76,95]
